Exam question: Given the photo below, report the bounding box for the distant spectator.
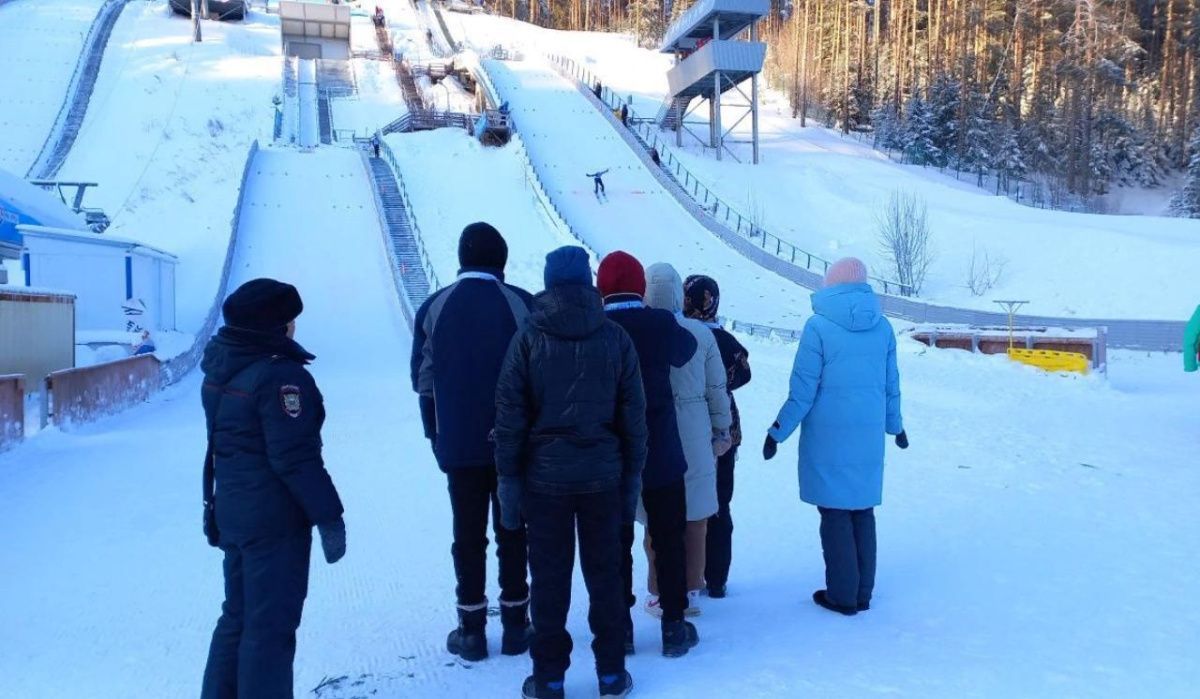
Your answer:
[1185,305,1200,372]
[619,103,629,127]
[650,147,661,167]
[133,330,156,356]
[593,81,602,99]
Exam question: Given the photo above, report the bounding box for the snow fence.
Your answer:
[44,355,160,429]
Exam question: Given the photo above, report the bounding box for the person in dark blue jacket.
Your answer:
[596,251,699,658]
[200,278,345,699]
[410,222,534,661]
[495,246,646,699]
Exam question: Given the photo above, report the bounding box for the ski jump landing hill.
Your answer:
[489,48,1186,351]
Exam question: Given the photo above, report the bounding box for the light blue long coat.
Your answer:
[768,283,903,510]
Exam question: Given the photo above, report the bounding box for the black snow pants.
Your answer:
[593,177,605,195]
[447,466,530,613]
[818,507,877,609]
[201,530,312,699]
[621,479,688,624]
[526,489,626,684]
[704,446,737,591]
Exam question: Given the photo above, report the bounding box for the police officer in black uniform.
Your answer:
[199,278,346,699]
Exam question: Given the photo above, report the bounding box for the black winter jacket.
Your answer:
[603,295,697,490]
[410,269,532,471]
[201,327,343,542]
[494,285,648,497]
[710,325,751,446]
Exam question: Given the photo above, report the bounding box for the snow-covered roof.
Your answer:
[0,167,87,255]
[660,0,769,53]
[0,283,75,300]
[18,224,177,262]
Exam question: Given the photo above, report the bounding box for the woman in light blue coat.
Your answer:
[763,257,908,616]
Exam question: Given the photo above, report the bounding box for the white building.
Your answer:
[18,225,177,333]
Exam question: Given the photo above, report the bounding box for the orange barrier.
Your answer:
[0,374,23,451]
[45,355,160,429]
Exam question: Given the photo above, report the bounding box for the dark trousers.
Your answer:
[621,479,687,623]
[447,466,529,612]
[526,489,626,683]
[594,178,605,195]
[201,531,312,699]
[705,447,737,590]
[818,507,877,609]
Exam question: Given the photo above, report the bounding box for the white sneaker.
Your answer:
[644,595,663,619]
[685,590,702,617]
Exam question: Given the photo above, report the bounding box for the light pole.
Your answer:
[190,0,202,42]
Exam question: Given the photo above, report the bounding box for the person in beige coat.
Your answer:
[642,262,732,614]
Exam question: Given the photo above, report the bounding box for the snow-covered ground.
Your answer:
[446,12,1200,321]
[2,306,1196,697]
[0,0,105,174]
[54,1,279,333]
[384,128,578,290]
[328,7,410,138]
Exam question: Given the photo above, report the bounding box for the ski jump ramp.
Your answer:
[482,58,812,330]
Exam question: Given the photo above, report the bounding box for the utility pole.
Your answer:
[191,0,202,42]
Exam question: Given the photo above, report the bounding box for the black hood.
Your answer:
[531,285,606,340]
[201,326,315,384]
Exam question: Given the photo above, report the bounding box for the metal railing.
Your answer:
[527,56,1186,350]
[26,0,131,179]
[376,134,441,291]
[381,109,474,134]
[160,140,261,384]
[548,54,915,297]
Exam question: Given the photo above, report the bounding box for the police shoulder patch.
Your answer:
[279,384,303,418]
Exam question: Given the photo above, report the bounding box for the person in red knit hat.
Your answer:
[597,251,701,658]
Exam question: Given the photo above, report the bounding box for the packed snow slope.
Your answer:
[483,58,811,330]
[0,0,106,173]
[384,128,578,290]
[54,1,279,333]
[328,5,409,138]
[447,12,1200,320]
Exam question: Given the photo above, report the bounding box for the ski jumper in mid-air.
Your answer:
[587,169,609,196]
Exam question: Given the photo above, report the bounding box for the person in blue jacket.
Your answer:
[200,278,346,699]
[762,257,908,616]
[597,251,700,658]
[410,222,535,661]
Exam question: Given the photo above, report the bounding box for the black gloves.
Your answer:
[419,395,437,445]
[318,518,347,564]
[895,431,909,450]
[497,477,524,531]
[763,434,778,461]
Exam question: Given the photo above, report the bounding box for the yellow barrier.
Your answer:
[1007,348,1090,375]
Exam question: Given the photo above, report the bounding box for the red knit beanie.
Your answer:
[597,251,646,299]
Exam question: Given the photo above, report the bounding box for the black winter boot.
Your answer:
[521,675,565,699]
[446,607,488,661]
[661,619,699,658]
[500,599,534,656]
[599,670,634,697]
[812,590,858,616]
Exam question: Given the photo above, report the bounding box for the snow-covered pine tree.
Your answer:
[902,93,941,167]
[1170,127,1200,218]
[871,100,902,153]
[927,74,960,169]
